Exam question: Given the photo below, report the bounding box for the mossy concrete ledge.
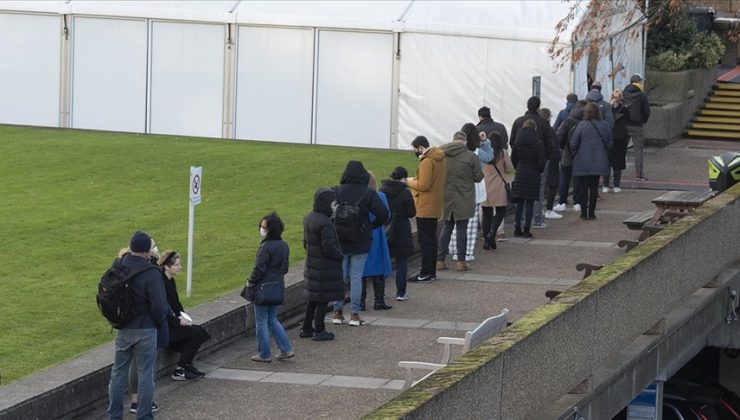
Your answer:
[367,184,740,420]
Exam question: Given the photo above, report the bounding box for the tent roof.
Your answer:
[0,0,590,44]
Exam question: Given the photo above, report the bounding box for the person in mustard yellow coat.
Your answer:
[406,135,446,282]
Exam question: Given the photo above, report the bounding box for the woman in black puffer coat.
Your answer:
[379,167,416,301]
[511,120,545,237]
[301,188,344,341]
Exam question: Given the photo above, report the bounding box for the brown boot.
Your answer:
[456,261,469,271]
[332,310,345,325]
[348,313,365,326]
[436,260,447,271]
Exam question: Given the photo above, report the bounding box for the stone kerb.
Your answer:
[367,183,740,419]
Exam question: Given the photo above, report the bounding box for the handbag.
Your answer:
[384,209,396,243]
[492,159,512,202]
[240,283,256,302]
[255,280,284,306]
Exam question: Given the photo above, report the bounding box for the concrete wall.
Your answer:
[367,183,740,419]
[644,67,717,145]
[0,269,308,419]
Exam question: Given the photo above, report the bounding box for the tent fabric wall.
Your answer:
[0,1,646,150]
[71,17,148,133]
[397,33,571,149]
[0,13,61,127]
[235,26,314,143]
[148,21,225,138]
[314,30,394,149]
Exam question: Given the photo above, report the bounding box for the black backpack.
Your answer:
[622,89,643,124]
[332,188,371,243]
[96,259,156,329]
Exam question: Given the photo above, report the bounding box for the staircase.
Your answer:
[687,82,740,140]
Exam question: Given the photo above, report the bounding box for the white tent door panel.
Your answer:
[235,26,313,143]
[0,13,60,127]
[71,17,147,133]
[315,31,393,148]
[397,33,486,150]
[483,38,570,134]
[149,21,224,137]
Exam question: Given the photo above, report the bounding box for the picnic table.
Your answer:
[633,190,716,241]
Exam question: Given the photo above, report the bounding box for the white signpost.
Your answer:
[187,166,202,297]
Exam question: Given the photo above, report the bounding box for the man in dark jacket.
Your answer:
[623,74,651,181]
[554,100,587,213]
[302,188,344,341]
[510,96,558,229]
[108,231,168,420]
[476,106,509,150]
[331,161,388,327]
[437,131,484,272]
[586,81,614,129]
[553,93,578,131]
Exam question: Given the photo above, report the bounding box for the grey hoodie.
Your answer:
[585,89,614,129]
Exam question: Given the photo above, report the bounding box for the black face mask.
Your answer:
[414,150,422,158]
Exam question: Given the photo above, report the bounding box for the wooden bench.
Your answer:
[397,308,509,390]
[623,210,655,230]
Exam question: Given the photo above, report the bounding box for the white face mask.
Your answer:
[259,227,267,237]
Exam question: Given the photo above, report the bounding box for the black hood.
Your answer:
[380,179,406,200]
[516,127,539,146]
[313,188,336,216]
[340,160,370,186]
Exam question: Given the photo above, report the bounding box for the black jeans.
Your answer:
[546,185,558,210]
[514,199,534,228]
[437,215,468,261]
[559,165,580,205]
[303,301,328,334]
[481,206,507,239]
[169,324,211,367]
[576,175,600,217]
[416,217,438,277]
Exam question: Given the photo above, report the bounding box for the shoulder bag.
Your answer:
[492,159,512,202]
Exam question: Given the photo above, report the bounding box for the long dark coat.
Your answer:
[511,127,545,201]
[379,179,416,259]
[610,102,629,171]
[303,189,344,303]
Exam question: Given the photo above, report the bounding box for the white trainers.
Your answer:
[553,203,567,212]
[572,204,582,213]
[601,186,610,194]
[613,187,622,193]
[544,210,563,219]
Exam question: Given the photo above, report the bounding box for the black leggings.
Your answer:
[481,206,507,239]
[169,324,211,367]
[576,175,600,217]
[303,301,328,333]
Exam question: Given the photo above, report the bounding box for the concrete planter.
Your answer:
[644,67,718,145]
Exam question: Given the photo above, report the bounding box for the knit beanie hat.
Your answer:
[129,231,152,253]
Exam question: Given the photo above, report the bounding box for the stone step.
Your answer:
[694,116,740,124]
[690,123,740,132]
[714,90,740,97]
[699,109,740,117]
[716,82,740,91]
[687,129,740,139]
[708,96,740,104]
[705,102,740,111]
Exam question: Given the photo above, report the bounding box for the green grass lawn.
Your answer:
[0,125,416,385]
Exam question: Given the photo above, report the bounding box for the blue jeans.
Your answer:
[559,165,573,205]
[395,256,408,297]
[254,305,293,359]
[533,160,549,225]
[107,328,157,420]
[334,253,368,314]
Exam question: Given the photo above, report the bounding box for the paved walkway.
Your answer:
[84,140,725,419]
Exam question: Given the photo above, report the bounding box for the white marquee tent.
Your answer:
[0,1,645,149]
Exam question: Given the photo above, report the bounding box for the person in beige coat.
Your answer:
[480,132,514,250]
[406,136,447,282]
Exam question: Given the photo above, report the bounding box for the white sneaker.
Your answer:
[544,210,563,219]
[613,187,622,193]
[601,186,610,194]
[553,203,567,212]
[573,204,582,212]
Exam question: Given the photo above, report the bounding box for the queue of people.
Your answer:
[105,74,649,419]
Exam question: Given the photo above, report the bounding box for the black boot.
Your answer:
[373,277,392,310]
[514,225,523,237]
[522,226,533,238]
[482,235,491,250]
